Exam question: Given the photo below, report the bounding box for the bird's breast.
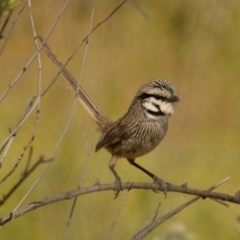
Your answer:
[107,120,168,159]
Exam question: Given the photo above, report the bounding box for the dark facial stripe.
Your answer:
[139,93,166,101]
[147,109,165,116]
[139,92,179,103]
[152,102,160,111]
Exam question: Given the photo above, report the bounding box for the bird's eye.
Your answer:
[154,95,165,101]
[139,93,166,101]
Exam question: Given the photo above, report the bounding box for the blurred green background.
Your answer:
[0,0,240,239]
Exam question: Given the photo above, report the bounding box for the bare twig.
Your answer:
[107,190,129,240]
[0,95,38,170]
[0,176,239,227]
[62,11,94,236]
[0,0,27,55]
[152,202,161,222]
[13,82,76,210]
[0,153,52,206]
[28,0,42,132]
[40,0,128,97]
[131,176,230,239]
[0,0,44,186]
[62,144,93,240]
[0,0,69,102]
[209,198,229,207]
[0,10,13,39]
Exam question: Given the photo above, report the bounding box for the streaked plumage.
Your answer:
[38,36,179,197]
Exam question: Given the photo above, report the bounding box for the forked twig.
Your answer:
[0,96,38,170]
[0,0,70,103]
[40,0,128,97]
[131,176,231,240]
[0,151,52,206]
[0,0,44,186]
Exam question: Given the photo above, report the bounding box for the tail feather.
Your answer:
[38,35,111,131]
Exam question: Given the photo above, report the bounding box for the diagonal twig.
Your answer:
[40,0,128,97]
[0,0,70,103]
[107,190,129,240]
[0,153,52,206]
[62,11,94,239]
[131,176,231,239]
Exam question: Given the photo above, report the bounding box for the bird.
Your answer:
[38,36,180,197]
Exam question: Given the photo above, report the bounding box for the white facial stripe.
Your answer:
[142,97,161,112]
[160,102,174,115]
[142,101,158,112]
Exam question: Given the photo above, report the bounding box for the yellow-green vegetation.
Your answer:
[0,1,240,239]
[0,0,18,19]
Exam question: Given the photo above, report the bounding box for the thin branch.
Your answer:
[209,198,229,207]
[0,0,44,185]
[0,10,13,39]
[0,0,70,103]
[107,190,129,240]
[152,202,161,222]
[62,10,95,238]
[0,0,44,200]
[0,177,239,227]
[0,0,27,56]
[28,0,42,135]
[8,0,44,179]
[0,95,38,169]
[40,0,128,97]
[0,132,15,165]
[13,85,75,210]
[10,0,72,210]
[0,154,52,206]
[62,144,93,240]
[131,176,230,239]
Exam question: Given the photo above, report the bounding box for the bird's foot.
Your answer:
[114,176,123,199]
[153,176,168,198]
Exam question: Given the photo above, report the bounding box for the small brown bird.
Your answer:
[38,36,179,197]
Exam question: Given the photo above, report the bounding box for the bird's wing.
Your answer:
[95,118,132,152]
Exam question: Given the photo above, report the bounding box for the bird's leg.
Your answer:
[127,159,167,197]
[109,155,122,198]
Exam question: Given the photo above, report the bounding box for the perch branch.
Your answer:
[0,176,239,227]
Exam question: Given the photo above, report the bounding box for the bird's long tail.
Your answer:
[37,35,111,131]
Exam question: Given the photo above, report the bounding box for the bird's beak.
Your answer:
[169,95,180,103]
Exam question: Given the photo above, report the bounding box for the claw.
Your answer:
[153,176,168,198]
[114,177,122,199]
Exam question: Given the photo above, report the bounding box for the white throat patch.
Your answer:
[160,101,174,115]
